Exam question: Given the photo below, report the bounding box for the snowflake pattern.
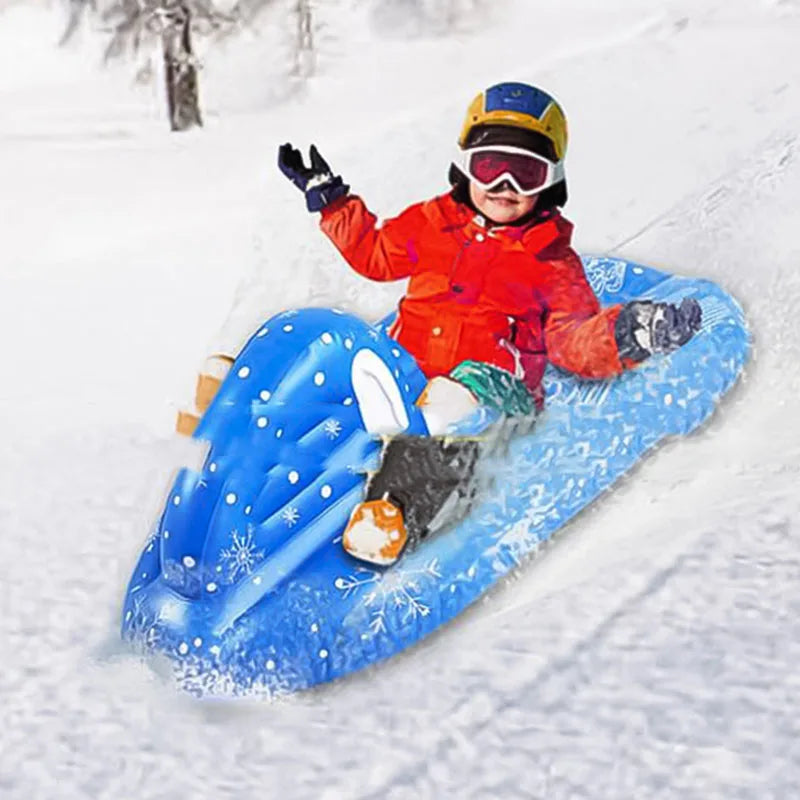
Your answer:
[334,559,441,635]
[323,418,343,439]
[282,506,300,527]
[218,529,265,582]
[585,258,626,296]
[125,594,167,653]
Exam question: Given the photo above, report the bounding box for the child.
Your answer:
[278,82,701,566]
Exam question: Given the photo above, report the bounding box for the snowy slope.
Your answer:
[1,0,799,797]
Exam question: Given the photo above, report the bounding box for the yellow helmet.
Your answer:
[458,82,568,161]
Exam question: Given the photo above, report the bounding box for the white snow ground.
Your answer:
[1,1,799,797]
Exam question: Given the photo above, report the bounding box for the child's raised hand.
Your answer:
[615,298,703,363]
[277,143,349,212]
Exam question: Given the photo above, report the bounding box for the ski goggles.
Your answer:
[454,145,565,196]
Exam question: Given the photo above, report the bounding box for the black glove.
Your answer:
[615,298,702,363]
[277,143,349,212]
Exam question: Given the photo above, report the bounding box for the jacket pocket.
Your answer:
[395,301,462,373]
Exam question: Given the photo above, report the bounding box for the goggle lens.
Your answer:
[467,150,550,193]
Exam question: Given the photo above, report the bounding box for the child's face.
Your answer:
[469,182,538,225]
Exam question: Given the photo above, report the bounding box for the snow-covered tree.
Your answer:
[60,0,97,46]
[109,0,241,129]
[160,2,202,130]
[289,0,314,79]
[233,0,318,81]
[61,0,237,130]
[53,0,491,128]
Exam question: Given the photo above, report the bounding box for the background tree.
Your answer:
[289,0,314,80]
[160,2,202,130]
[62,0,237,131]
[233,0,321,84]
[57,0,493,128]
[60,0,97,46]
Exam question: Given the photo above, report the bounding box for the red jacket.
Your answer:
[320,193,624,398]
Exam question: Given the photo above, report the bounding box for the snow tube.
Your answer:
[121,256,749,695]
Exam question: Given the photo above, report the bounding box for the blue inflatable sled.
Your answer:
[121,257,749,695]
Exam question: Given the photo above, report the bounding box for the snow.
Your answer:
[1,0,800,797]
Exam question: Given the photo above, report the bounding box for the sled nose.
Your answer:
[121,579,193,642]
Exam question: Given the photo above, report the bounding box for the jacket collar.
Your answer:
[437,193,573,257]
